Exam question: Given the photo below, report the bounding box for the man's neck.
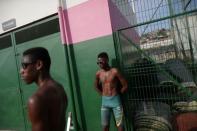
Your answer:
[36,72,52,88]
[103,65,111,71]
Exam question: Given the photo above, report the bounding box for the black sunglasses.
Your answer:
[97,61,105,65]
[21,62,35,69]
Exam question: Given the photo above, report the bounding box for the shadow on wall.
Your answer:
[111,58,134,131]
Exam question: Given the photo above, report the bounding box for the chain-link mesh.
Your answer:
[113,0,197,130]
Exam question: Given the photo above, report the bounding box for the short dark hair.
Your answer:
[23,47,51,71]
[98,52,109,59]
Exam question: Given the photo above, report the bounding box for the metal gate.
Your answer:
[0,16,72,131]
[113,0,197,130]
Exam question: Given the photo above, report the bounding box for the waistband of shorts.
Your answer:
[102,94,120,99]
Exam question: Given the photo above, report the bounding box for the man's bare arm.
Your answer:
[28,95,46,131]
[115,69,128,93]
[94,72,102,95]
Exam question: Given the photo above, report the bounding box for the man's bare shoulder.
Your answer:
[96,70,103,76]
[41,80,63,92]
[110,68,119,73]
[30,87,44,101]
[28,93,43,116]
[29,89,45,106]
[28,94,40,105]
[35,80,65,100]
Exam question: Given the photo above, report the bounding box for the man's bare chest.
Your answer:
[99,71,116,83]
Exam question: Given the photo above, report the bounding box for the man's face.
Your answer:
[97,57,108,69]
[20,55,38,84]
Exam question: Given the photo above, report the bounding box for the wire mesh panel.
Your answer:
[113,0,197,130]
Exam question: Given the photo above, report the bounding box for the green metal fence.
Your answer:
[113,0,197,130]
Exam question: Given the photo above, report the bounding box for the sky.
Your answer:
[133,0,170,35]
[130,0,196,35]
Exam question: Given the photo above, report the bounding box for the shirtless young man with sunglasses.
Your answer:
[94,52,128,131]
[20,47,67,131]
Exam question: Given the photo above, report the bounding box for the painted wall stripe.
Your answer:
[58,6,67,44]
[60,0,140,44]
[61,0,113,44]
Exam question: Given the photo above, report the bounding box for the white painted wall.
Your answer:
[0,0,88,34]
[65,0,88,8]
[173,14,197,61]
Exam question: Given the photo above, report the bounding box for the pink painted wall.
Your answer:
[63,0,113,44]
[61,0,139,44]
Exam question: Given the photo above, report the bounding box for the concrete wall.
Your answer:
[0,0,88,34]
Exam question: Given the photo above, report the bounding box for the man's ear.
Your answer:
[36,60,43,70]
